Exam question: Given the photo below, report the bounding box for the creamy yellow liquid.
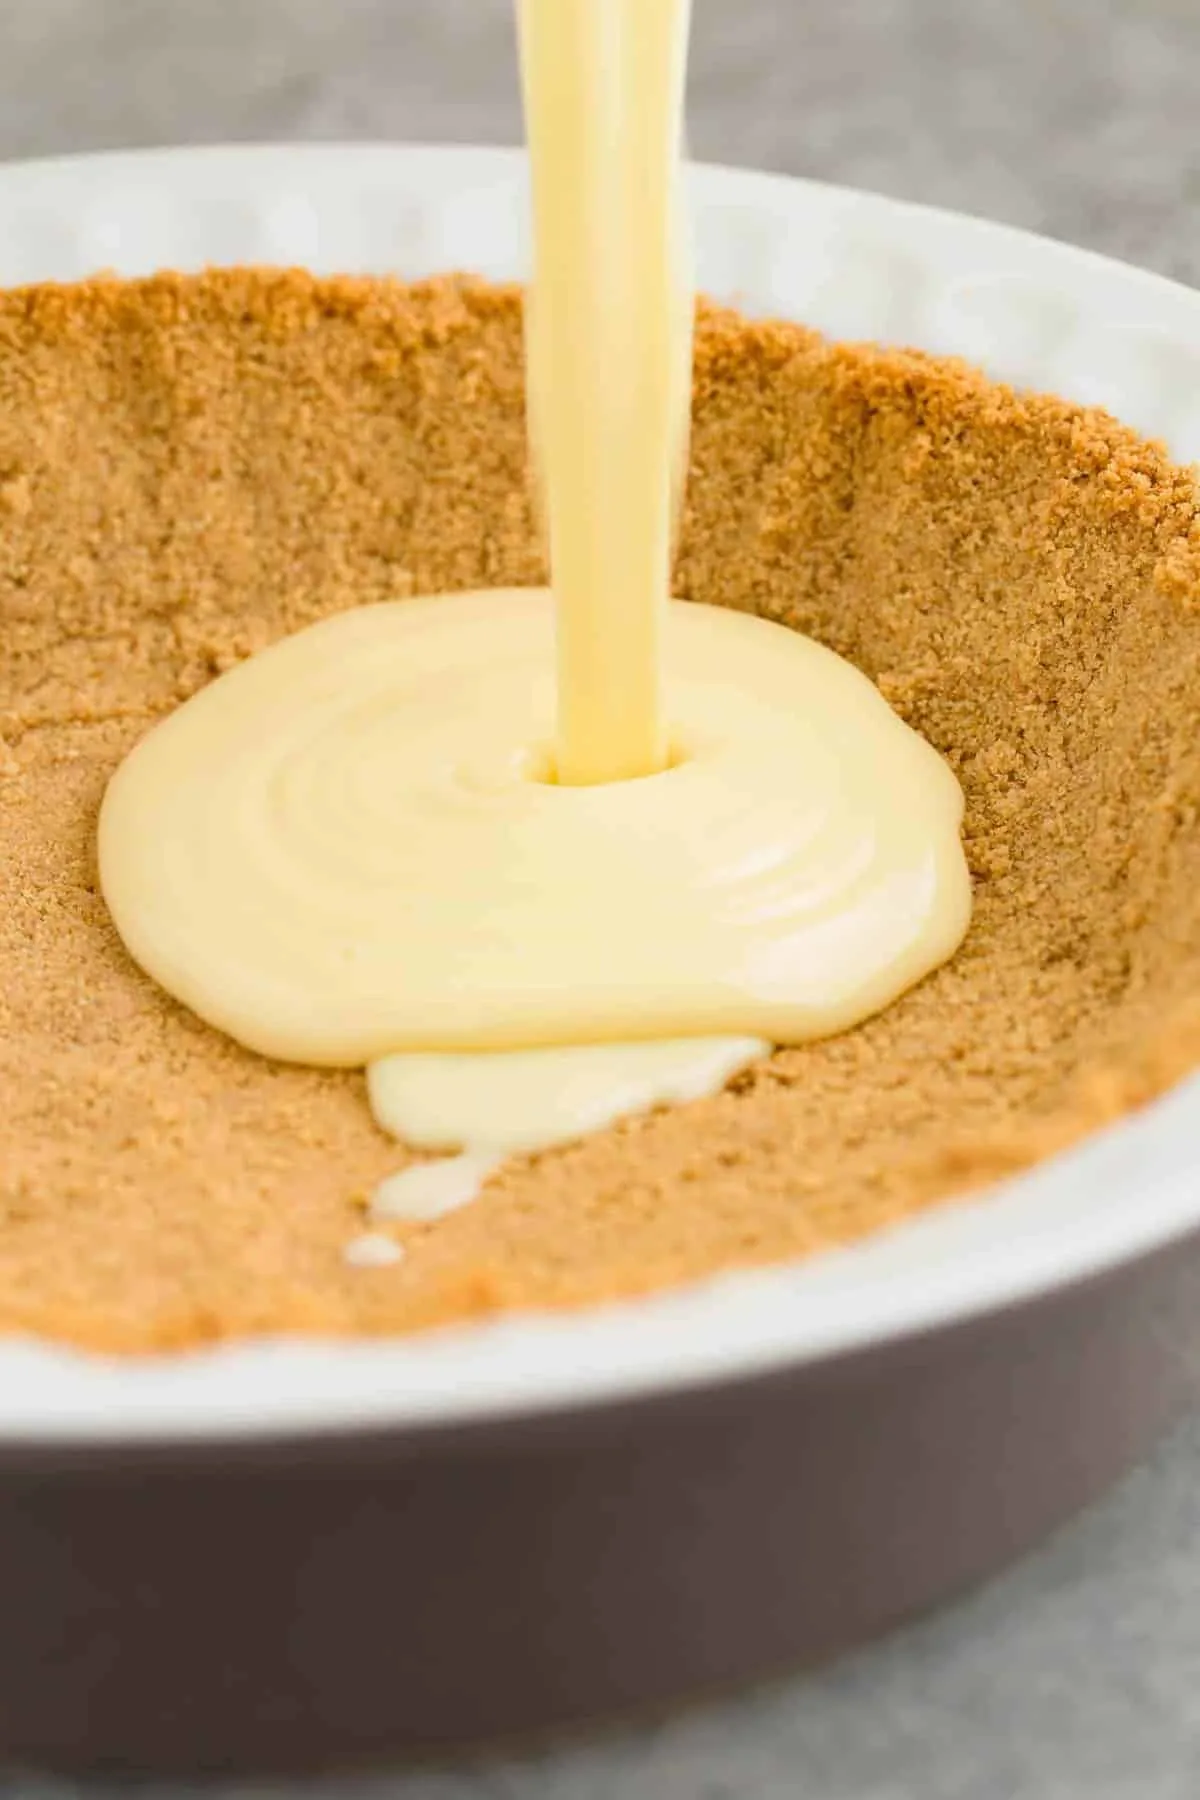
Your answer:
[98,0,973,1241]
[519,0,693,785]
[100,587,968,1060]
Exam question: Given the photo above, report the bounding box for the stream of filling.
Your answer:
[98,0,972,1250]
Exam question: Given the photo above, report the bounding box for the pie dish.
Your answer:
[0,143,1198,1774]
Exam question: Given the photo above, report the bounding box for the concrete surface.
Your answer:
[1,1,1199,1794]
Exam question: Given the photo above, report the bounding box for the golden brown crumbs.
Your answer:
[1,268,1199,1352]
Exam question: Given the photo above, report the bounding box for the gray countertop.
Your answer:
[3,1,1200,1794]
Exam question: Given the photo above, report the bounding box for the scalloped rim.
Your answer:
[2,141,1198,1445]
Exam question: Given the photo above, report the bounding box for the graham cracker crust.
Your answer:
[1,270,1198,1352]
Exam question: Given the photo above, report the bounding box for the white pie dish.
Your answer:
[0,138,1197,1448]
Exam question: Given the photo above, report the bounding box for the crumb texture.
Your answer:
[1,269,1198,1351]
